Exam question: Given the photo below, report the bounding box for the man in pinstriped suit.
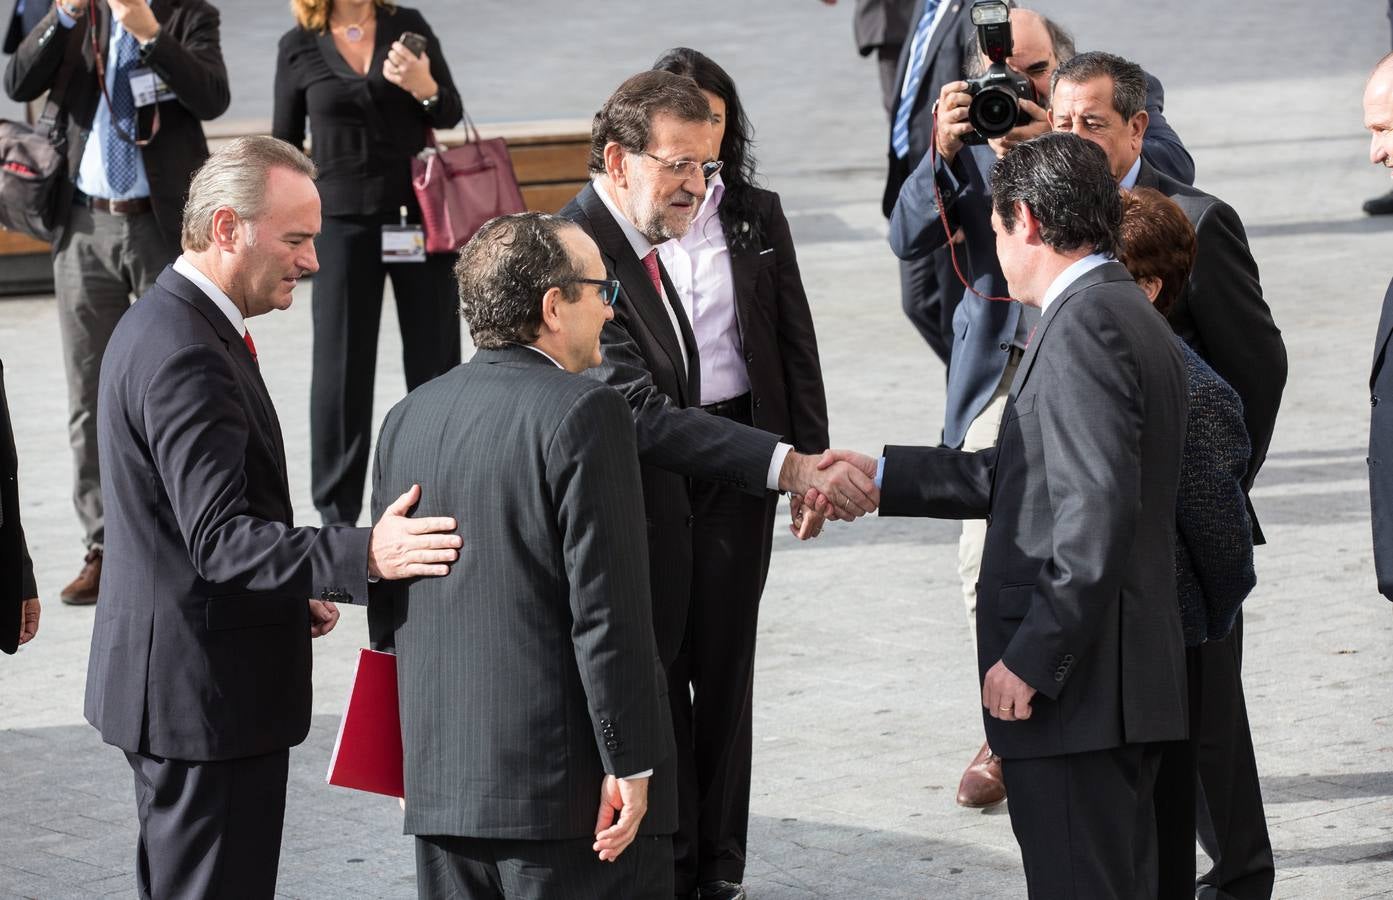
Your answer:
[369,213,676,899]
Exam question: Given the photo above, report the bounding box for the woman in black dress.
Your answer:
[274,0,463,525]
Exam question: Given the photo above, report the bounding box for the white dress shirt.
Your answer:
[173,256,245,336]
[591,179,790,491]
[657,174,751,406]
[1040,253,1112,314]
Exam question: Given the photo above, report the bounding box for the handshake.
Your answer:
[777,448,881,540]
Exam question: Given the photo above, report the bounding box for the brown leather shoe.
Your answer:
[60,549,102,606]
[956,741,1006,808]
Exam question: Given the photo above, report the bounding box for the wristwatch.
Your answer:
[138,28,161,59]
[421,93,439,113]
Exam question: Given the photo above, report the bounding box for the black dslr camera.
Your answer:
[962,0,1037,144]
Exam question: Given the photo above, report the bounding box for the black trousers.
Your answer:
[309,213,462,525]
[1155,647,1203,899]
[125,748,289,900]
[1001,743,1165,900]
[415,833,673,899]
[668,395,778,893]
[1194,614,1274,899]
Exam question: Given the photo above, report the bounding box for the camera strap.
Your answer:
[929,102,1014,305]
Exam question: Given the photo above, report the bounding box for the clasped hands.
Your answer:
[778,448,881,539]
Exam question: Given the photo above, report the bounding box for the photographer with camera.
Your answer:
[4,0,229,607]
[885,1,1196,812]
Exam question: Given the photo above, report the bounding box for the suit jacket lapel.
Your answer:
[1008,262,1135,403]
[1374,280,1393,388]
[578,185,692,403]
[1134,158,1162,192]
[156,268,288,477]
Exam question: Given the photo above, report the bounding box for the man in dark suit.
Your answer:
[560,71,875,900]
[1366,54,1393,600]
[4,0,228,604]
[887,14,1193,808]
[1,359,40,655]
[85,136,462,899]
[826,133,1189,896]
[1052,51,1285,900]
[370,213,675,900]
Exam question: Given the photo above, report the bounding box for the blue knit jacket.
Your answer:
[1175,340,1256,646]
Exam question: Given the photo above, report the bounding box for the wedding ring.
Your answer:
[998,705,1013,711]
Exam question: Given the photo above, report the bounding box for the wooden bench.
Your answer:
[0,117,592,296]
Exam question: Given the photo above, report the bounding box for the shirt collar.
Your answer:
[1040,253,1112,313]
[173,256,246,337]
[593,178,660,260]
[1119,155,1142,190]
[695,172,724,219]
[523,344,565,369]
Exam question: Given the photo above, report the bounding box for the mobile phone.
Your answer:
[399,32,427,57]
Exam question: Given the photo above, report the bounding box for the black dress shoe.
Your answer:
[698,882,747,900]
[1365,188,1393,215]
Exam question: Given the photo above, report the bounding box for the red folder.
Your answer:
[326,648,404,798]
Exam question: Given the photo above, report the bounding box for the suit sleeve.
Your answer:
[591,316,780,497]
[765,194,830,453]
[548,386,669,776]
[888,151,973,261]
[140,3,230,121]
[1139,72,1195,186]
[143,344,370,601]
[271,33,306,150]
[365,406,401,653]
[1002,305,1146,700]
[4,8,74,102]
[879,444,993,519]
[1186,200,1286,493]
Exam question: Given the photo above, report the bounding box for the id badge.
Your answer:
[129,67,175,108]
[382,225,426,263]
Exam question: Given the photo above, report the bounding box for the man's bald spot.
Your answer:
[1371,51,1393,86]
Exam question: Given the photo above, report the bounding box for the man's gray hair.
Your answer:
[1051,51,1147,121]
[181,136,317,251]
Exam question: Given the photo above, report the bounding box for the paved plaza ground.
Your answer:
[2,0,1393,896]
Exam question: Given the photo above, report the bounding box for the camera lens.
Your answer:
[969,87,1018,139]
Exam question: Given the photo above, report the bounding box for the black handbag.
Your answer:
[0,48,81,243]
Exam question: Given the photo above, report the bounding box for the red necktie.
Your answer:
[641,249,664,298]
[243,329,258,364]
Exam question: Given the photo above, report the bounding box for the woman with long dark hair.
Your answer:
[651,47,829,900]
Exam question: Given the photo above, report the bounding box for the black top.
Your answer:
[272,6,462,218]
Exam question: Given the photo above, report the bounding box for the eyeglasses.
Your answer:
[641,151,724,182]
[567,277,621,306]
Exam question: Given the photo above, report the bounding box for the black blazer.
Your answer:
[272,6,463,218]
[0,359,37,656]
[1369,279,1393,601]
[4,0,230,255]
[881,263,1190,759]
[84,266,371,761]
[369,347,676,839]
[724,187,829,455]
[854,0,914,54]
[1136,160,1286,543]
[559,183,781,665]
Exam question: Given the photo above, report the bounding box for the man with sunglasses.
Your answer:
[4,0,228,606]
[371,212,677,899]
[561,70,875,900]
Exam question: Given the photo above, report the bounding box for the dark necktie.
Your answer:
[892,0,943,159]
[104,28,141,194]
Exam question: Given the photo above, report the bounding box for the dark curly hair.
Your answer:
[454,213,582,349]
[651,47,764,251]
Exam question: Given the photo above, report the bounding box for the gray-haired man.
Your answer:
[85,136,461,898]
